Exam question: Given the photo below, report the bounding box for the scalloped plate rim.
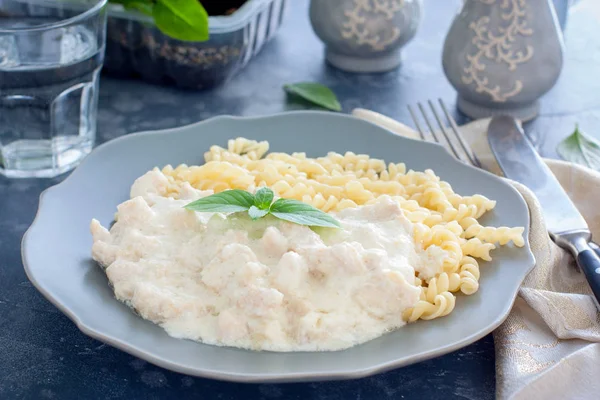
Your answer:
[21,110,536,382]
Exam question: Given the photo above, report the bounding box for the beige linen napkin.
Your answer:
[352,109,600,400]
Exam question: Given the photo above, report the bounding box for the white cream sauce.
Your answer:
[90,170,446,351]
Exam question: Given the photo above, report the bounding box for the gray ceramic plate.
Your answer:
[22,111,535,383]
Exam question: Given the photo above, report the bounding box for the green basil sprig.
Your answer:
[557,125,600,171]
[184,187,341,228]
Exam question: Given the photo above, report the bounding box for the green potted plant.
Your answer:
[103,0,288,89]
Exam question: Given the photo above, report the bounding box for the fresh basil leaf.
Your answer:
[270,198,341,228]
[184,189,254,213]
[254,187,274,210]
[248,205,269,220]
[109,0,154,16]
[152,0,209,42]
[125,2,153,16]
[283,83,342,112]
[557,125,600,171]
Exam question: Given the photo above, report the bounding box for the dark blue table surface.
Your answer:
[2,0,600,398]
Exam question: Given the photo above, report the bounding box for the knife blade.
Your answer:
[488,115,600,306]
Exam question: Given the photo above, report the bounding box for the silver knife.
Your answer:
[488,115,600,306]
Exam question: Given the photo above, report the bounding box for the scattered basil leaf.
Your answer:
[270,198,341,228]
[248,205,269,220]
[152,0,210,42]
[557,125,600,171]
[184,189,254,213]
[254,187,274,210]
[283,83,342,112]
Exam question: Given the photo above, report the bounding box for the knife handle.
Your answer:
[589,241,600,256]
[577,245,600,305]
[555,232,600,308]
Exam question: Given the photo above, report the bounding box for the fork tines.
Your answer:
[408,99,481,168]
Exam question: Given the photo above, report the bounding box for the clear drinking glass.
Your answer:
[0,0,107,178]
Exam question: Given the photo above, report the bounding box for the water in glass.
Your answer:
[0,0,107,178]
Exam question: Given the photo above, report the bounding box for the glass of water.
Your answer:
[0,0,107,178]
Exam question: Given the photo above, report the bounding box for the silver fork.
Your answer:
[408,99,481,168]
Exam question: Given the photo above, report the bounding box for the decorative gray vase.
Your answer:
[309,0,422,73]
[442,0,564,121]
